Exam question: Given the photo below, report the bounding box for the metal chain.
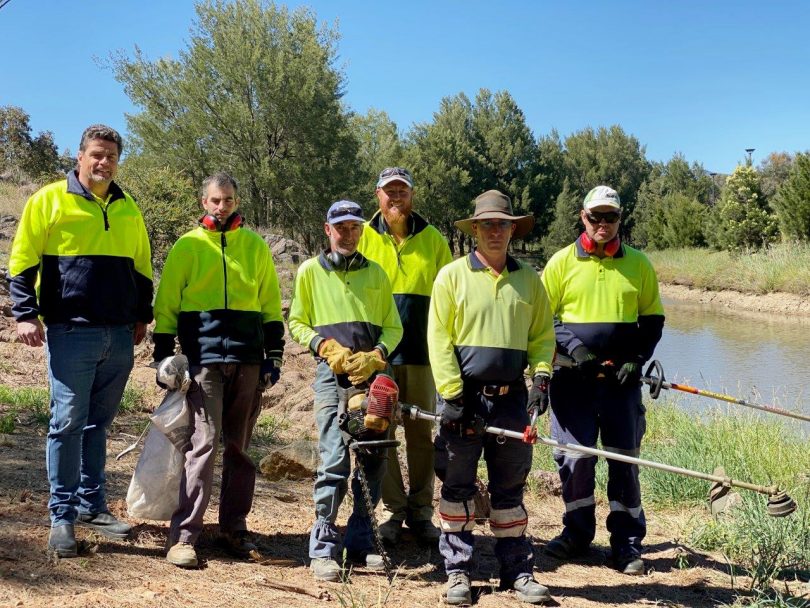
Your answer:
[353,450,394,583]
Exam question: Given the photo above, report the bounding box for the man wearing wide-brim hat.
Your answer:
[427,189,556,605]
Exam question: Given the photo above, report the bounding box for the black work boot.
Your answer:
[219,530,258,558]
[48,524,78,557]
[76,511,132,539]
[544,533,589,560]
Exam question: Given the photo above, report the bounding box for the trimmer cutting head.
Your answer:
[767,491,797,517]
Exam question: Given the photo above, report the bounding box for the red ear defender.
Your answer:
[199,213,243,232]
[580,232,620,256]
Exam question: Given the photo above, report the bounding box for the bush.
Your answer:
[772,153,810,242]
[708,166,778,252]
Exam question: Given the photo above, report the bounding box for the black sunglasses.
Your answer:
[585,210,621,224]
[379,167,412,180]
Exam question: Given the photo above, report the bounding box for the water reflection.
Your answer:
[653,298,810,419]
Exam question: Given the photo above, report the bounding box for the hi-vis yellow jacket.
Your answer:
[428,253,555,399]
[357,210,452,365]
[7,172,153,325]
[153,225,284,365]
[288,251,402,358]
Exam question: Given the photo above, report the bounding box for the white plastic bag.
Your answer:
[126,389,191,521]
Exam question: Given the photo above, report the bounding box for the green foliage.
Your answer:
[541,179,581,259]
[562,125,651,233]
[116,156,199,269]
[771,153,810,242]
[0,105,61,181]
[118,383,150,414]
[0,385,50,427]
[112,0,358,253]
[708,165,778,252]
[647,244,810,294]
[404,93,477,253]
[346,109,404,210]
[632,154,712,249]
[758,152,795,202]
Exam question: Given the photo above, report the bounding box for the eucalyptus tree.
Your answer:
[347,109,404,210]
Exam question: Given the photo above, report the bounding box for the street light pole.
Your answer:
[745,148,755,166]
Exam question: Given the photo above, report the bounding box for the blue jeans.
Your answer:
[309,362,385,559]
[45,323,135,526]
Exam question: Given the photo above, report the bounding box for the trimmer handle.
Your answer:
[644,360,665,399]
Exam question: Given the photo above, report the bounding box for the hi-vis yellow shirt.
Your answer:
[7,172,153,325]
[288,252,403,357]
[428,253,555,399]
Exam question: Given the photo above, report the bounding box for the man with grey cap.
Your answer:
[428,190,556,604]
[357,167,452,545]
[541,186,664,575]
[288,200,403,582]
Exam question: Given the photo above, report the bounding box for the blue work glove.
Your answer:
[527,372,551,415]
[260,358,281,389]
[571,345,601,377]
[616,358,643,386]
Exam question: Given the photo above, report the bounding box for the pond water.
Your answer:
[652,297,810,424]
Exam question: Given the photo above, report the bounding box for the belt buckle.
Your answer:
[482,385,509,397]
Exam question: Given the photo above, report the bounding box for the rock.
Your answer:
[529,470,562,496]
[259,440,319,481]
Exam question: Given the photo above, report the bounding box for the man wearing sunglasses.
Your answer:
[428,190,555,604]
[541,186,665,576]
[357,167,453,546]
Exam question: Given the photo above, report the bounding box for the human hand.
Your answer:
[527,373,551,415]
[616,359,643,386]
[133,321,147,345]
[318,339,353,374]
[344,350,386,385]
[259,358,281,389]
[571,345,600,377]
[155,354,191,391]
[17,319,45,347]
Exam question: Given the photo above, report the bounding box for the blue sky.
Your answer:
[1,0,808,174]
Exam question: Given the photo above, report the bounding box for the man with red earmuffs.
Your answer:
[151,171,284,568]
[540,185,665,576]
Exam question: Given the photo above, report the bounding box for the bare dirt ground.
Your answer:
[0,314,758,608]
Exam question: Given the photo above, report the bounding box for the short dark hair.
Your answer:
[201,172,239,198]
[79,124,123,155]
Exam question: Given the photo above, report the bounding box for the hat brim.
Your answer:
[454,212,535,239]
[327,214,365,225]
[377,176,413,189]
[583,200,620,212]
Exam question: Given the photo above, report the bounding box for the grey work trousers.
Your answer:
[170,363,262,546]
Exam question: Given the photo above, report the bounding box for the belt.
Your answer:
[477,380,523,397]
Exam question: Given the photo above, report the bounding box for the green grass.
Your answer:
[647,244,810,295]
[0,381,151,432]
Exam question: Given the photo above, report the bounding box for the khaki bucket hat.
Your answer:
[454,190,535,239]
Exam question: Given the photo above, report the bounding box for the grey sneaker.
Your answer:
[379,518,403,545]
[76,511,132,540]
[310,557,342,582]
[617,555,645,575]
[512,575,551,604]
[48,524,78,558]
[166,542,198,568]
[445,572,472,605]
[345,550,385,571]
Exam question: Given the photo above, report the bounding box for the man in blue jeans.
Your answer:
[288,200,402,582]
[7,125,153,557]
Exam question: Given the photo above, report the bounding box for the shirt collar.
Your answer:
[467,251,521,272]
[66,170,125,203]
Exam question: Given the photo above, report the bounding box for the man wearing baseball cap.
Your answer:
[428,190,555,604]
[288,200,403,582]
[357,167,452,546]
[541,185,665,575]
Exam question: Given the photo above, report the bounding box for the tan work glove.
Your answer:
[318,339,353,374]
[344,350,387,385]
